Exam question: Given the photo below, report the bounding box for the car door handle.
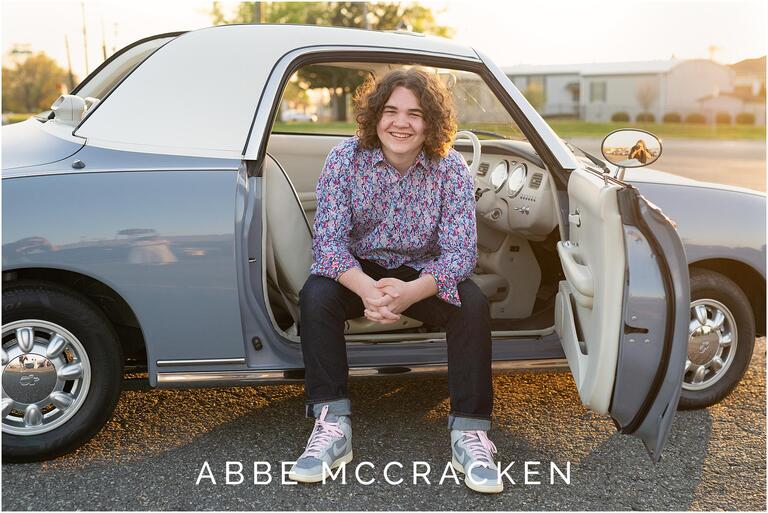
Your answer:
[568,211,581,227]
[557,241,594,308]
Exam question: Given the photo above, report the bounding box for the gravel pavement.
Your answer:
[2,339,764,511]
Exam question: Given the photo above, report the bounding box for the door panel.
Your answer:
[555,168,626,414]
[267,133,346,229]
[555,167,689,463]
[267,133,343,193]
[612,190,689,462]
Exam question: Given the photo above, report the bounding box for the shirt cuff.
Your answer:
[310,251,361,281]
[419,265,462,307]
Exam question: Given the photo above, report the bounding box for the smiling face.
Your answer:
[376,86,427,167]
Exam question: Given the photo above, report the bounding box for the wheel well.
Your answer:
[2,268,148,369]
[690,259,766,337]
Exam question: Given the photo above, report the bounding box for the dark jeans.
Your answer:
[298,258,493,431]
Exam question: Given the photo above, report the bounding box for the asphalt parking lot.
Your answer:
[2,338,764,511]
[568,138,766,191]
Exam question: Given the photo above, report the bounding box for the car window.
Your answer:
[271,61,526,141]
[74,35,177,103]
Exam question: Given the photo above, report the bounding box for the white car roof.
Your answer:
[74,24,478,159]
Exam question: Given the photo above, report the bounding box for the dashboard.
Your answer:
[457,140,557,240]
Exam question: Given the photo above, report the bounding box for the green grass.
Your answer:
[273,120,765,141]
[5,115,762,140]
[2,113,37,124]
[273,121,357,134]
[547,120,765,141]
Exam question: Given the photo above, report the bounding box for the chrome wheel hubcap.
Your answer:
[1,320,91,435]
[683,299,737,391]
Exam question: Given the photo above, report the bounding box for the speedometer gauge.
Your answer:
[507,163,527,197]
[490,161,509,191]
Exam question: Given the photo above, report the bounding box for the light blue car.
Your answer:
[2,25,764,463]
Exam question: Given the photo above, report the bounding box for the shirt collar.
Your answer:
[372,145,431,172]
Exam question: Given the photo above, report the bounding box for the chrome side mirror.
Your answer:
[601,129,662,168]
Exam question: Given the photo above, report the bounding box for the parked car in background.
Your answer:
[2,25,764,463]
[280,109,318,122]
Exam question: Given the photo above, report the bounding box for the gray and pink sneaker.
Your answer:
[451,429,503,493]
[288,404,353,483]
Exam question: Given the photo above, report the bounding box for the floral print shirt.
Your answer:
[309,136,478,307]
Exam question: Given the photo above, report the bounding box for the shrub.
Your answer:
[611,111,630,122]
[735,112,756,125]
[685,113,706,124]
[715,111,732,125]
[662,112,681,123]
[635,112,655,123]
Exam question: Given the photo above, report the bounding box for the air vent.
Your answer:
[477,162,489,176]
[529,172,543,189]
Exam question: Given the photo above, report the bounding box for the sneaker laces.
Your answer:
[302,405,345,458]
[461,430,498,468]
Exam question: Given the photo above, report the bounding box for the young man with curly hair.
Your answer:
[288,68,502,493]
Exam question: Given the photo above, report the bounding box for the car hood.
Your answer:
[2,118,86,172]
[623,166,765,197]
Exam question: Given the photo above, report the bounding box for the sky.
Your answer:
[1,0,766,81]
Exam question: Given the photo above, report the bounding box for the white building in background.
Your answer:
[502,59,765,124]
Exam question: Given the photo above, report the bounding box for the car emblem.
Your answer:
[698,340,711,353]
[19,374,40,386]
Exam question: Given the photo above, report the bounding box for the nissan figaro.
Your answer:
[2,25,764,462]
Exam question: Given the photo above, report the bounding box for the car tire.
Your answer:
[2,281,123,462]
[678,269,755,410]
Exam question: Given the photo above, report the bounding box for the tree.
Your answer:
[2,52,72,113]
[209,2,453,120]
[523,82,545,112]
[211,1,452,35]
[635,80,658,113]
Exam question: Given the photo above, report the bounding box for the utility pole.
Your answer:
[101,17,107,60]
[362,3,371,29]
[81,1,89,75]
[64,35,76,90]
[707,44,720,62]
[9,44,32,66]
[253,2,262,23]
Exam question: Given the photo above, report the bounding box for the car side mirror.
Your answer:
[601,129,662,168]
[50,94,87,127]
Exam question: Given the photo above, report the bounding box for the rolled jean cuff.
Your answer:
[448,413,492,431]
[305,398,352,419]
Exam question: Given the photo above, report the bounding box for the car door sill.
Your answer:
[156,357,569,387]
[342,325,555,343]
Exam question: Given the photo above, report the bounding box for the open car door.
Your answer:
[555,167,689,463]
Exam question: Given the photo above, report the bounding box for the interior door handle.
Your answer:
[557,241,594,308]
[569,211,581,227]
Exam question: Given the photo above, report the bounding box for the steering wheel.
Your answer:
[454,130,481,179]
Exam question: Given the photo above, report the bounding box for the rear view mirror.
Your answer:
[601,129,662,168]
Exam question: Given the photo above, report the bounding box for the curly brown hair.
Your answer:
[353,68,457,159]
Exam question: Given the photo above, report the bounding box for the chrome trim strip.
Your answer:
[156,357,246,367]
[4,167,237,180]
[156,358,569,385]
[344,326,555,342]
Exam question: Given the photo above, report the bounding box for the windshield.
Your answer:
[33,34,180,121]
[448,69,525,140]
[562,138,617,174]
[73,34,178,100]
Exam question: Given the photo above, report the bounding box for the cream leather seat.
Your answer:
[262,155,507,335]
[263,156,424,334]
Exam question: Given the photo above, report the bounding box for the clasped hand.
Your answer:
[361,278,417,324]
